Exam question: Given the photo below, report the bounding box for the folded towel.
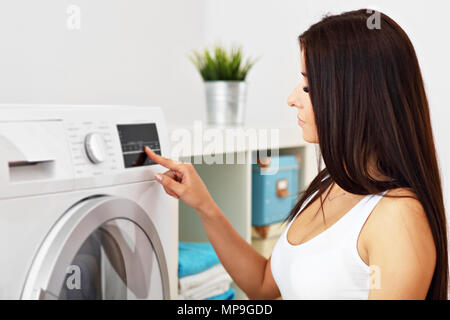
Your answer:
[179,282,231,300]
[179,271,233,300]
[178,242,220,278]
[205,288,235,300]
[179,281,231,300]
[179,264,228,293]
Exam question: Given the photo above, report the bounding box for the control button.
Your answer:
[84,133,107,164]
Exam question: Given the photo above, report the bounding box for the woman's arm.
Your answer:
[198,201,280,299]
[145,147,281,299]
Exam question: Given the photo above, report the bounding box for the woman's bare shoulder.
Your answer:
[367,187,432,240]
[362,187,437,298]
[363,186,436,266]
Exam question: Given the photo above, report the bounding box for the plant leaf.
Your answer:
[188,44,257,81]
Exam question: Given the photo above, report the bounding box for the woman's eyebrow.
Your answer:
[301,72,308,77]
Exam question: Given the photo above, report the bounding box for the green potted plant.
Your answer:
[189,45,257,126]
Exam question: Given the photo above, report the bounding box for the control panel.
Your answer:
[65,121,161,177]
[117,123,161,168]
[0,105,168,199]
[65,121,119,177]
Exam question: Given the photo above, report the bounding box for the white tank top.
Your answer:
[271,188,388,299]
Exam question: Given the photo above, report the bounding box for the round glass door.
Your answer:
[21,196,170,300]
[59,219,163,300]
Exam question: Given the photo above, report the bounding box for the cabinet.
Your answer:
[168,123,317,300]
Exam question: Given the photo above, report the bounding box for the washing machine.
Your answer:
[0,105,178,300]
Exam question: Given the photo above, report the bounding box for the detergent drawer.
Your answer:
[0,120,75,198]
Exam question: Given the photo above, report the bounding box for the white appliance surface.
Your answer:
[0,104,177,300]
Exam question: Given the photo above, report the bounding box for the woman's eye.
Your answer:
[302,86,310,93]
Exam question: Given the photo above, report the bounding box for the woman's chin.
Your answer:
[301,131,318,144]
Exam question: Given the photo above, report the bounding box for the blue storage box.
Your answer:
[252,155,300,226]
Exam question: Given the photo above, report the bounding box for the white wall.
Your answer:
[0,0,449,211]
[0,0,207,124]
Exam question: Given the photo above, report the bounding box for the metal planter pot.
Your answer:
[204,81,247,126]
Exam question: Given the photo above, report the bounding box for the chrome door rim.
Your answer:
[21,196,170,299]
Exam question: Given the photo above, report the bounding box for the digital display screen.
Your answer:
[117,123,161,168]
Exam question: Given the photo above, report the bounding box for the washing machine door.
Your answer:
[21,196,170,300]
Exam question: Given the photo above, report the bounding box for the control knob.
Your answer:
[84,133,107,164]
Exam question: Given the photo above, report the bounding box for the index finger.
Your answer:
[145,146,181,171]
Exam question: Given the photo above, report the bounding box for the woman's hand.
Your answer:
[144,146,216,215]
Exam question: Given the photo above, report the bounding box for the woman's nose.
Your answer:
[287,90,299,108]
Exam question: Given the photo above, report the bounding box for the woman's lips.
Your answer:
[297,117,306,126]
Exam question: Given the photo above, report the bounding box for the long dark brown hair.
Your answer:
[285,9,448,299]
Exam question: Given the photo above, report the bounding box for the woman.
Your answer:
[145,9,448,300]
